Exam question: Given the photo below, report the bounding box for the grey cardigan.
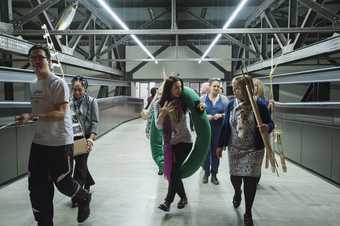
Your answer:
[70,95,99,137]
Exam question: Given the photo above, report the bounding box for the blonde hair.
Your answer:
[253,78,265,98]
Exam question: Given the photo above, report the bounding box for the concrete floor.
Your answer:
[0,118,339,226]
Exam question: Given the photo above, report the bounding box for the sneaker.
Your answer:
[177,198,188,209]
[211,175,219,185]
[71,198,78,208]
[202,175,209,184]
[158,201,170,212]
[158,169,163,176]
[76,190,92,223]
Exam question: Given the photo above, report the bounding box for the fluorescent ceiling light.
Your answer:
[131,35,158,64]
[97,0,157,64]
[198,0,248,64]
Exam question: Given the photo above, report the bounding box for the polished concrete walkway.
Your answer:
[0,119,339,226]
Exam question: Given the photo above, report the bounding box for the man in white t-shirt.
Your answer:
[17,45,91,225]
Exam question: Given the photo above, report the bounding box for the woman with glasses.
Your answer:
[70,76,99,207]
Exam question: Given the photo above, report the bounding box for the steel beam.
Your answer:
[298,0,340,23]
[0,66,128,86]
[13,0,61,26]
[171,0,177,30]
[244,0,276,27]
[236,35,340,74]
[248,34,263,60]
[13,0,262,8]
[187,44,231,80]
[69,14,93,50]
[288,0,298,41]
[292,0,325,49]
[112,10,170,47]
[258,66,340,84]
[17,27,340,36]
[129,46,168,74]
[96,35,110,58]
[147,8,155,20]
[200,8,207,19]
[1,22,14,34]
[27,0,63,51]
[0,0,13,23]
[0,33,122,76]
[261,18,268,59]
[235,37,245,70]
[97,57,257,62]
[245,0,287,28]
[263,11,288,49]
[184,10,257,55]
[75,46,90,59]
[112,36,124,70]
[88,19,96,60]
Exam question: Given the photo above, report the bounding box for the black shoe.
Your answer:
[158,201,170,212]
[177,198,188,209]
[202,175,209,184]
[38,221,53,226]
[71,198,78,208]
[211,175,219,185]
[244,214,254,226]
[232,190,242,208]
[158,169,163,175]
[84,185,90,192]
[75,190,92,223]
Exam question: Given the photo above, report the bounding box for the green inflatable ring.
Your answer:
[180,87,211,178]
[149,110,164,171]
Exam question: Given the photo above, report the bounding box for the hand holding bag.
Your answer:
[73,111,88,156]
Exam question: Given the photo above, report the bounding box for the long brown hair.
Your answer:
[159,76,187,114]
[232,75,254,105]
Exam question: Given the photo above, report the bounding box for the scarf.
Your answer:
[162,98,184,181]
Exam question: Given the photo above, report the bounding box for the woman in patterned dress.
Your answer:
[217,75,274,226]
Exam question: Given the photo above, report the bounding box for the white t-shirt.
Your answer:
[31,74,73,146]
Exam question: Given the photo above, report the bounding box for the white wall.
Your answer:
[126,45,232,80]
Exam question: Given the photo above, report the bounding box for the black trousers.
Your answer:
[28,143,83,225]
[230,175,260,215]
[165,142,193,203]
[73,153,95,190]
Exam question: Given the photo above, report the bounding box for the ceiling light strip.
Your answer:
[199,0,249,64]
[97,0,157,64]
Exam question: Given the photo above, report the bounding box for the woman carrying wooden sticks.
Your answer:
[216,75,274,226]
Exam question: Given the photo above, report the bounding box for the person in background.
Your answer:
[70,76,99,207]
[200,82,210,97]
[17,44,91,225]
[217,75,274,226]
[220,86,224,95]
[253,78,271,112]
[201,79,228,185]
[145,87,164,175]
[145,87,158,109]
[156,76,193,212]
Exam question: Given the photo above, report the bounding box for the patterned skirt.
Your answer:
[228,146,264,177]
